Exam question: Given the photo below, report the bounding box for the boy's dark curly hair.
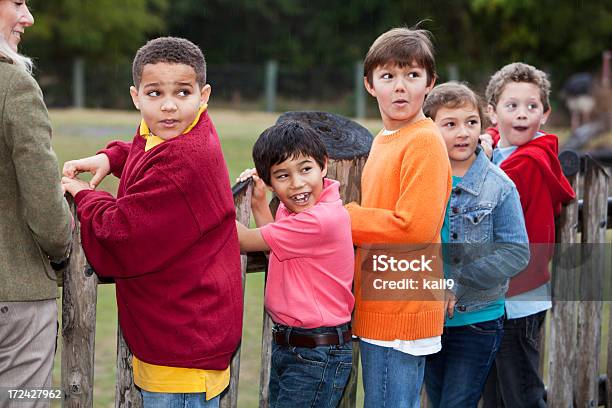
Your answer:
[132,37,206,88]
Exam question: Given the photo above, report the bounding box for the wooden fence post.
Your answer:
[575,156,609,407]
[62,199,98,408]
[220,183,253,408]
[327,156,367,408]
[115,327,141,407]
[257,196,280,408]
[548,164,580,408]
[258,309,274,408]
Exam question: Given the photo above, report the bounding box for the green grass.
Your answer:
[49,109,609,407]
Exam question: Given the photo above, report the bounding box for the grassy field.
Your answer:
[47,109,610,407]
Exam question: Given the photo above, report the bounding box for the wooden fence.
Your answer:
[59,151,610,408]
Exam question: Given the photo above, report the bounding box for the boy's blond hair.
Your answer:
[485,62,551,112]
[364,27,436,87]
[423,81,484,127]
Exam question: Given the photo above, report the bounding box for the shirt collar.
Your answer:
[455,147,489,195]
[140,104,207,152]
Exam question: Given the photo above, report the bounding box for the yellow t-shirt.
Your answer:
[133,358,230,398]
[140,104,206,151]
[132,104,230,399]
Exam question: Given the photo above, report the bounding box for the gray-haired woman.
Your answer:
[0,1,71,405]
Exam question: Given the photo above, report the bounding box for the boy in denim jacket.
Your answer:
[481,62,575,407]
[422,82,530,407]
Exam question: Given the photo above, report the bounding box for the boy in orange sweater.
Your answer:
[346,27,452,407]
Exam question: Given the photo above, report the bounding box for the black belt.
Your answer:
[273,325,352,348]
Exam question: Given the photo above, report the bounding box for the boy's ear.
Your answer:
[487,105,498,126]
[130,86,140,110]
[321,158,328,178]
[200,84,212,106]
[426,76,436,94]
[541,107,552,126]
[364,76,376,98]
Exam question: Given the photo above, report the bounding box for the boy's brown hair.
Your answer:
[364,27,436,87]
[424,82,484,127]
[132,37,206,88]
[485,62,551,112]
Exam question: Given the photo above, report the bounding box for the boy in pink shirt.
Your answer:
[236,120,354,408]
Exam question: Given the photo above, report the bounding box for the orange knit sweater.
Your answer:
[346,118,452,341]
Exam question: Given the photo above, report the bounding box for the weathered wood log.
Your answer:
[220,183,253,408]
[277,111,373,160]
[115,328,141,408]
[575,156,609,407]
[548,170,580,408]
[62,198,98,408]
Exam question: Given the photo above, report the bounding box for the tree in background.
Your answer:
[470,0,612,85]
[23,0,167,107]
[18,0,611,110]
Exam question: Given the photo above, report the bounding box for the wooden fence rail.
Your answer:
[60,145,610,407]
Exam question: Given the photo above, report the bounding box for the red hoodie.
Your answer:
[74,111,243,370]
[487,127,576,296]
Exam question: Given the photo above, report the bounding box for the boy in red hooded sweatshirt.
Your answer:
[481,62,575,407]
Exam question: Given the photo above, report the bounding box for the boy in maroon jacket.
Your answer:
[62,37,242,407]
[481,62,575,408]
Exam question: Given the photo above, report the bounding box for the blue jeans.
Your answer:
[360,340,426,408]
[482,311,547,408]
[424,316,504,408]
[269,326,353,408]
[141,391,219,408]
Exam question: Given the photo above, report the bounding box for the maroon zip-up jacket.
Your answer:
[74,111,243,370]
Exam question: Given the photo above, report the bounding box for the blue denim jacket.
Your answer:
[444,148,530,312]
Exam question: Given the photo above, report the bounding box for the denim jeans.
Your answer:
[269,326,353,408]
[424,316,504,408]
[481,310,547,408]
[360,340,426,408]
[140,391,219,408]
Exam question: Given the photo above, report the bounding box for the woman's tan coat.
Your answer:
[0,59,71,301]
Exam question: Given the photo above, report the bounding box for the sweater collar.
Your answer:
[140,104,207,152]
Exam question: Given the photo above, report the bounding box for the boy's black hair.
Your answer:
[253,120,328,186]
[132,37,206,88]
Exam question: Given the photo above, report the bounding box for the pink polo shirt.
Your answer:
[260,179,355,328]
